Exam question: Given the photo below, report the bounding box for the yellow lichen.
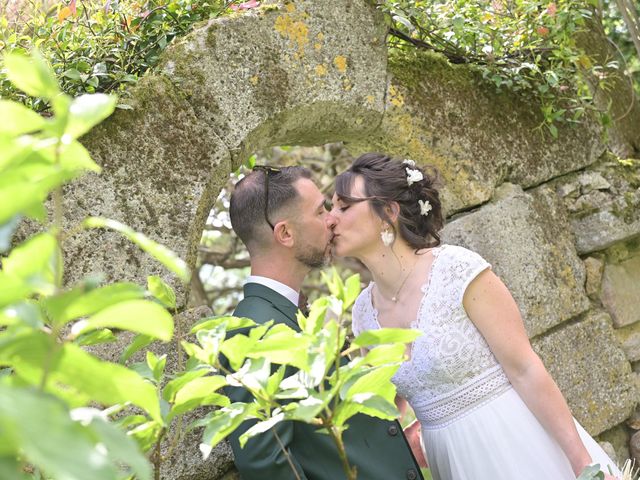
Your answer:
[249,75,259,86]
[274,13,309,55]
[315,64,328,76]
[334,55,347,73]
[285,3,295,13]
[388,84,405,108]
[314,43,322,51]
[366,95,375,104]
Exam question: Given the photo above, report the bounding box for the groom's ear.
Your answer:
[273,220,294,248]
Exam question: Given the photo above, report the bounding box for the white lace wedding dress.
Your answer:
[352,245,621,480]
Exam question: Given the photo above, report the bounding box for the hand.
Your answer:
[403,421,428,468]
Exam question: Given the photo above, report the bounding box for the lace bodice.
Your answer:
[352,245,511,428]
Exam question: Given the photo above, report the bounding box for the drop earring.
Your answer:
[380,224,394,247]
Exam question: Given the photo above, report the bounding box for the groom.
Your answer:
[226,165,424,479]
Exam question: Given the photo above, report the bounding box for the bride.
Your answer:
[328,152,621,480]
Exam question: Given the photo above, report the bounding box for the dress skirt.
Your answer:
[421,387,622,480]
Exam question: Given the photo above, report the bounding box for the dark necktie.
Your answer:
[297,291,309,317]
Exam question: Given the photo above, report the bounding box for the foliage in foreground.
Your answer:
[0,51,418,479]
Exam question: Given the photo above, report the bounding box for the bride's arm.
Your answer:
[462,269,594,477]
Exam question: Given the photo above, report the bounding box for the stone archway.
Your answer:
[60,0,639,478]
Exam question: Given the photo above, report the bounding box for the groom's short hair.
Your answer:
[230,165,312,252]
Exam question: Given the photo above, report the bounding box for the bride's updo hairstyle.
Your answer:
[335,152,443,250]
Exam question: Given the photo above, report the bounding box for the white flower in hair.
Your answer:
[406,167,423,186]
[418,199,432,216]
[402,158,416,167]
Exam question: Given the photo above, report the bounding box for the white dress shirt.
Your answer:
[245,275,299,307]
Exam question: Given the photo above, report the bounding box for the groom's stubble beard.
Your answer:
[295,243,331,269]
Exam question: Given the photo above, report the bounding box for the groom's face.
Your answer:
[290,178,333,268]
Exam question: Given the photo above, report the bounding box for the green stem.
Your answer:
[324,421,357,480]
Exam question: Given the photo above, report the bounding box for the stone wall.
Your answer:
[52,0,640,477]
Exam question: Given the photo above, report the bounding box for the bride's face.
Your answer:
[329,176,383,258]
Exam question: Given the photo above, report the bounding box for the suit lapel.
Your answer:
[243,283,300,331]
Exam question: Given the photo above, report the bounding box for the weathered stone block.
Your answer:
[553,158,640,254]
[601,254,640,328]
[532,310,637,436]
[58,75,232,303]
[442,183,590,337]
[161,0,388,166]
[351,49,605,215]
[616,322,640,362]
[584,256,605,298]
[597,424,632,465]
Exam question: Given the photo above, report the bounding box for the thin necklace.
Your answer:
[384,259,420,303]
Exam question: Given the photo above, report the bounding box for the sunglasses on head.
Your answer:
[252,165,282,231]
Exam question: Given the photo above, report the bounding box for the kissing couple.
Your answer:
[224,153,621,480]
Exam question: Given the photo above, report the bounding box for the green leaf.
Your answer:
[196,323,227,363]
[168,375,229,420]
[0,332,162,422]
[44,282,145,327]
[238,412,285,448]
[362,343,407,367]
[128,421,163,453]
[65,93,117,140]
[246,324,310,369]
[120,334,154,364]
[284,391,332,423]
[58,140,101,172]
[266,365,286,397]
[0,301,44,328]
[0,385,151,480]
[72,299,174,342]
[168,393,229,421]
[343,273,361,309]
[2,232,58,294]
[0,169,74,225]
[343,365,399,403]
[0,273,32,310]
[201,403,255,448]
[147,275,176,309]
[227,357,271,396]
[298,297,328,335]
[350,393,398,419]
[219,334,254,371]
[4,51,60,100]
[0,101,45,136]
[70,408,152,480]
[162,369,209,402]
[190,315,256,334]
[352,328,422,348]
[83,217,190,282]
[576,464,604,480]
[74,328,117,347]
[146,351,166,382]
[173,375,227,405]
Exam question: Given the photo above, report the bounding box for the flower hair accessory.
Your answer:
[402,158,416,167]
[418,199,432,216]
[406,167,423,186]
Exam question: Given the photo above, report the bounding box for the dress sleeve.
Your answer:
[451,246,492,304]
[351,294,364,338]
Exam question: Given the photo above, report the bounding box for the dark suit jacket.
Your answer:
[225,282,423,480]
